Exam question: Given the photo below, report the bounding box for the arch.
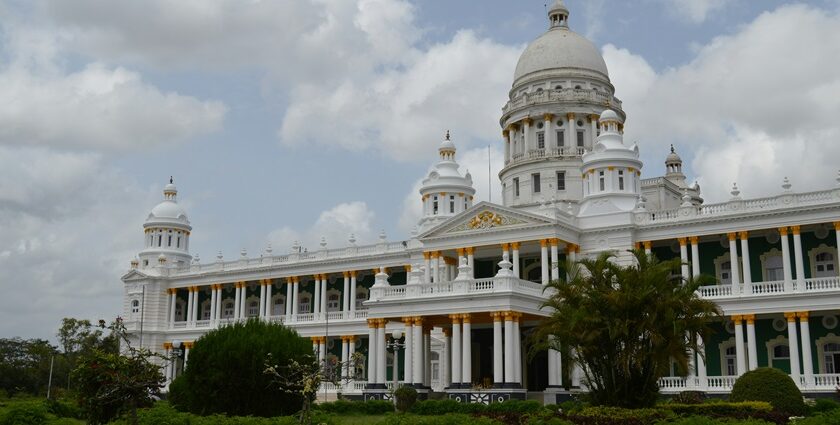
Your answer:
[714,254,739,285]
[221,300,235,319]
[271,293,286,316]
[245,296,260,318]
[808,244,838,278]
[719,337,738,376]
[816,333,840,373]
[200,299,212,320]
[354,287,369,310]
[760,248,784,282]
[765,335,790,372]
[175,298,186,322]
[299,291,313,314]
[523,261,542,283]
[130,299,140,315]
[326,289,341,312]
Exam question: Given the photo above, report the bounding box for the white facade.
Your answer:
[123,0,840,402]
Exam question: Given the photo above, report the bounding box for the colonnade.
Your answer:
[502,113,601,164]
[727,312,813,382]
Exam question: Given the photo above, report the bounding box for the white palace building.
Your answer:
[122,1,840,403]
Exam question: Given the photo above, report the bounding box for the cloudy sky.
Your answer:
[2,0,840,340]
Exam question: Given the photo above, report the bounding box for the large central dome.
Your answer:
[513,29,608,84]
[512,0,609,87]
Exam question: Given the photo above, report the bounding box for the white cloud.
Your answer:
[602,4,840,201]
[0,146,155,339]
[659,0,732,23]
[267,201,378,253]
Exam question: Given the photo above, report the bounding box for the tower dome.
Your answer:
[417,132,476,232]
[138,178,193,269]
[512,0,610,88]
[665,144,688,188]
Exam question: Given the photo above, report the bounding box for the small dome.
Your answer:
[548,0,569,16]
[513,25,608,86]
[144,179,190,228]
[148,201,188,221]
[599,109,621,123]
[666,145,682,163]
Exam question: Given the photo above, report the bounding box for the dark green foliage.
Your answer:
[560,406,674,425]
[410,399,463,415]
[730,368,806,416]
[0,338,59,398]
[170,320,312,417]
[314,399,394,415]
[109,403,303,425]
[672,391,707,404]
[663,401,786,424]
[534,250,721,408]
[43,398,81,419]
[0,401,48,425]
[409,399,542,416]
[796,408,840,424]
[380,413,501,425]
[664,418,775,425]
[810,398,840,414]
[394,386,418,412]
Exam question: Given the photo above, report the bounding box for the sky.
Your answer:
[2,0,840,341]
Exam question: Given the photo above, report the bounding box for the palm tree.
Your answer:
[534,249,721,408]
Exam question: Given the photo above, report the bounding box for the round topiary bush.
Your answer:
[169,319,313,417]
[730,367,806,415]
[394,385,418,412]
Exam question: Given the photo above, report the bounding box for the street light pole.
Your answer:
[386,330,405,404]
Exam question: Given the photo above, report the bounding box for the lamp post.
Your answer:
[386,330,405,401]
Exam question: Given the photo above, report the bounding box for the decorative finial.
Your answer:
[836,169,840,187]
[730,182,740,198]
[445,130,450,141]
[670,144,675,153]
[782,176,792,191]
[240,248,247,258]
[170,176,173,184]
[379,229,387,241]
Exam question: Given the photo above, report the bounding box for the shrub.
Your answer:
[665,417,775,425]
[795,408,840,425]
[485,400,542,414]
[169,320,313,417]
[315,399,393,415]
[561,406,674,425]
[43,399,80,419]
[672,391,707,404]
[0,402,48,425]
[395,386,418,413]
[410,399,464,415]
[811,398,840,414]
[380,413,501,425]
[730,368,806,416]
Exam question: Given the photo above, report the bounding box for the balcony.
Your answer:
[501,88,623,117]
[370,276,547,302]
[697,277,840,299]
[505,147,585,167]
[168,310,370,330]
[659,374,840,394]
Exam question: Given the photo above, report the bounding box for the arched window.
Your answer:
[720,261,732,285]
[355,288,368,310]
[327,293,340,312]
[300,297,311,314]
[248,300,259,317]
[825,343,840,373]
[764,255,783,281]
[773,344,790,359]
[724,346,736,376]
[272,296,286,316]
[816,252,836,277]
[222,301,235,318]
[131,299,140,314]
[201,300,211,320]
[175,299,186,321]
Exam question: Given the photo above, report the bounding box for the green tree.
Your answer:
[71,318,165,425]
[0,338,58,396]
[169,319,313,417]
[534,249,721,408]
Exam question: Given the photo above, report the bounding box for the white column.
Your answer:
[321,276,328,315]
[696,335,707,389]
[786,313,801,383]
[431,253,439,283]
[503,130,510,163]
[424,253,431,284]
[169,289,177,325]
[544,114,554,150]
[728,233,741,294]
[643,241,652,256]
[462,314,472,386]
[547,343,558,387]
[313,275,321,317]
[318,338,326,365]
[589,114,598,149]
[451,315,461,386]
[740,232,752,294]
[264,282,273,318]
[679,238,689,279]
[367,321,377,385]
[781,229,793,292]
[436,255,443,283]
[404,319,414,385]
[285,279,293,316]
[734,316,746,376]
[565,113,574,149]
[414,318,424,386]
[793,226,806,292]
[511,243,521,278]
[292,279,300,316]
[550,239,560,282]
[214,286,222,321]
[836,223,840,278]
[209,285,217,323]
[800,312,813,387]
[443,332,451,388]
[504,313,514,385]
[186,288,194,324]
[184,344,191,367]
[523,118,532,153]
[376,323,387,385]
[746,315,757,371]
[259,281,267,319]
[541,239,549,285]
[348,337,357,380]
[466,248,475,278]
[513,314,522,385]
[343,272,350,314]
[349,272,357,313]
[493,313,503,386]
[164,346,172,382]
[690,237,701,279]
[341,337,349,379]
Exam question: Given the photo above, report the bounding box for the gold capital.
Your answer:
[797,311,810,320]
[678,237,687,247]
[543,113,554,121]
[784,312,797,322]
[511,242,520,250]
[689,236,699,245]
[779,227,789,236]
[732,314,743,324]
[791,225,801,235]
[727,232,737,241]
[739,231,749,240]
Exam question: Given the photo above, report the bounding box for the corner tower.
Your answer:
[499,0,625,212]
[417,132,476,232]
[137,178,192,269]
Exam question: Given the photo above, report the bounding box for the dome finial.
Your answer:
[548,0,570,29]
[169,176,173,184]
[445,130,450,141]
[670,144,675,154]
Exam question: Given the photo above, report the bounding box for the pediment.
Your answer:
[419,202,557,239]
[121,269,151,281]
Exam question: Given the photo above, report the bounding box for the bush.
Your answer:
[665,417,775,425]
[811,398,840,414]
[796,408,840,425]
[410,399,465,415]
[380,413,501,425]
[561,406,674,425]
[395,386,418,413]
[111,403,304,425]
[0,402,48,425]
[315,399,393,415]
[168,320,313,417]
[672,391,707,404]
[730,368,806,416]
[43,399,80,419]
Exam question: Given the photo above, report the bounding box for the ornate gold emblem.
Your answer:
[468,211,504,229]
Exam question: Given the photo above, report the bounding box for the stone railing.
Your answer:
[660,374,840,393]
[179,240,410,274]
[501,88,622,116]
[504,147,586,166]
[370,276,547,301]
[167,310,370,330]
[635,188,840,225]
[697,277,840,300]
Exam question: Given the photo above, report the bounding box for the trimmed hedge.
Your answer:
[795,408,840,424]
[409,399,542,416]
[810,398,840,415]
[315,399,394,415]
[109,403,310,425]
[560,406,674,425]
[730,368,806,416]
[395,386,418,413]
[380,413,502,425]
